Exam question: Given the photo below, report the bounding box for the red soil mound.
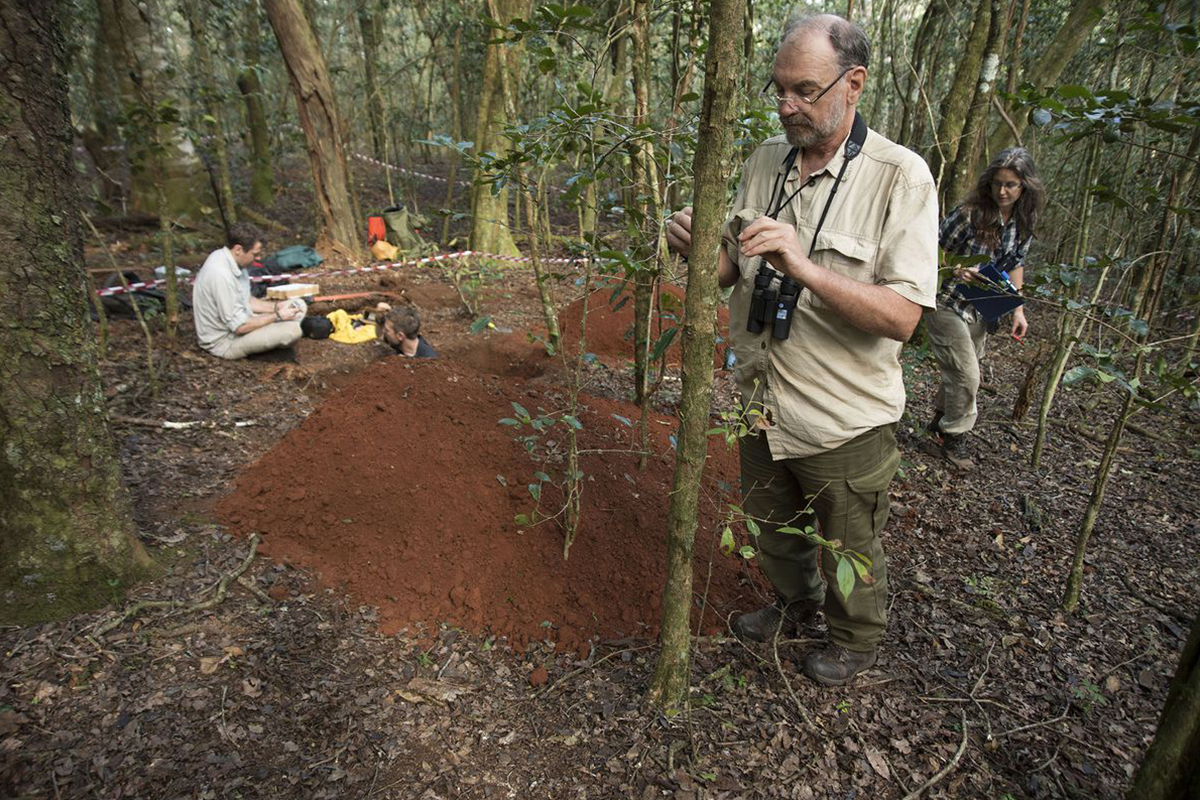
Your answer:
[216,358,764,654]
[558,282,731,367]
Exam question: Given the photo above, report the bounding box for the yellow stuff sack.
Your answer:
[326,309,378,344]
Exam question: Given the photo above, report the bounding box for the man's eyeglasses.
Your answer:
[762,66,854,107]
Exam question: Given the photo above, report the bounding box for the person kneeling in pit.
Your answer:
[192,223,308,359]
[377,304,438,358]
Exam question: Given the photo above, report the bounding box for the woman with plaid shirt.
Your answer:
[923,147,1045,470]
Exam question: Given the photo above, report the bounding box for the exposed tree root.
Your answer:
[91,534,261,638]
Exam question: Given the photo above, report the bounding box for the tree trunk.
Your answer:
[355,0,387,160]
[646,0,743,712]
[1127,612,1200,800]
[630,0,661,409]
[0,0,152,624]
[987,0,1108,154]
[929,0,991,194]
[182,0,237,229]
[98,0,208,223]
[898,0,943,148]
[85,3,124,207]
[1004,0,1032,97]
[441,24,464,246]
[237,2,274,208]
[265,0,362,258]
[944,0,1003,209]
[469,0,526,257]
[581,0,630,239]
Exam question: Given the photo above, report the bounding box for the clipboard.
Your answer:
[953,262,1024,322]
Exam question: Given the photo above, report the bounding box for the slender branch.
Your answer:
[900,711,969,800]
[993,704,1071,738]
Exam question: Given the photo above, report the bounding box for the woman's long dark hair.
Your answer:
[963,147,1045,250]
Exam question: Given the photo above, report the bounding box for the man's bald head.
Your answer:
[779,13,870,73]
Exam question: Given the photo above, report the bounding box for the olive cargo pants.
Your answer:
[739,424,899,651]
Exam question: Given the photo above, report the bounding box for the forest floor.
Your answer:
[2,155,1199,800]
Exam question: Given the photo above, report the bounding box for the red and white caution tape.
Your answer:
[93,249,590,297]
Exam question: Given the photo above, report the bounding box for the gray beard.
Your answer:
[781,102,846,148]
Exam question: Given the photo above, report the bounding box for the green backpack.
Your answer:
[382,205,429,256]
[261,245,324,272]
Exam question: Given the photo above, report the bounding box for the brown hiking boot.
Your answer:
[941,432,975,471]
[732,600,821,642]
[803,644,878,686]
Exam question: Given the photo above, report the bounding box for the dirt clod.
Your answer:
[529,666,549,687]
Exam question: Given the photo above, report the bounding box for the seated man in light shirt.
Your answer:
[192,223,307,359]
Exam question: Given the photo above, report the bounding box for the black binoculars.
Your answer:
[747,263,800,340]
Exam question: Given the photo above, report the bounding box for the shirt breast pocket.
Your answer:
[806,231,878,309]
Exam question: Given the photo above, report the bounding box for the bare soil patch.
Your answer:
[216,356,764,656]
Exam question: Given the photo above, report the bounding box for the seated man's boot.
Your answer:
[732,599,820,642]
[803,644,877,686]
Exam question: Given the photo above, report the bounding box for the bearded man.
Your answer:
[665,13,938,685]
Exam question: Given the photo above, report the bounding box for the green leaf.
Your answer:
[562,414,583,429]
[499,417,521,426]
[533,471,551,483]
[469,315,493,334]
[650,327,679,362]
[511,402,530,419]
[1057,84,1095,100]
[612,414,632,427]
[738,545,756,559]
[745,518,761,538]
[528,483,541,502]
[514,513,531,526]
[850,556,873,584]
[1062,366,1097,387]
[836,557,855,600]
[720,527,736,555]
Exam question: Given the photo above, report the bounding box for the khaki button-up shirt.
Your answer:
[192,247,253,357]
[722,127,938,459]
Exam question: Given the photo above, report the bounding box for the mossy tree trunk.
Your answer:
[0,0,152,624]
[469,0,526,257]
[647,0,743,712]
[265,0,362,259]
[1127,612,1200,800]
[237,0,274,208]
[929,0,991,198]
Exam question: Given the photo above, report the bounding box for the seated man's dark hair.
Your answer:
[226,222,265,251]
[384,305,421,338]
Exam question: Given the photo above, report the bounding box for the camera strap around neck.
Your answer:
[762,112,869,258]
